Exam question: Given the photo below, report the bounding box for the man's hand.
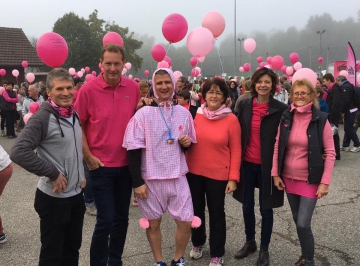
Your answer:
[136,97,153,110]
[85,154,104,170]
[273,176,285,190]
[134,184,148,200]
[225,180,237,194]
[80,178,86,189]
[178,135,191,148]
[52,173,68,194]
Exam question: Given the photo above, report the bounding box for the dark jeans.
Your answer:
[34,189,85,266]
[1,112,5,131]
[242,161,273,250]
[186,173,228,257]
[286,193,317,263]
[343,110,360,147]
[2,110,16,137]
[89,166,132,266]
[83,159,95,205]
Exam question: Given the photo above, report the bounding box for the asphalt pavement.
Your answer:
[0,125,359,266]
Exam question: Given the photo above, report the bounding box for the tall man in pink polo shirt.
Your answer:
[75,44,141,266]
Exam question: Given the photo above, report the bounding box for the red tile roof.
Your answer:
[0,27,43,67]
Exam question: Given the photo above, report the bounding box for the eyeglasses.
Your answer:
[293,92,310,97]
[206,90,223,96]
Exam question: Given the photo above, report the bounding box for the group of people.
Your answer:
[3,42,357,266]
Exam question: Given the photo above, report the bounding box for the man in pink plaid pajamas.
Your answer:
[123,68,200,266]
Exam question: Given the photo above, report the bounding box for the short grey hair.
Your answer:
[336,75,347,82]
[29,82,39,92]
[46,68,73,91]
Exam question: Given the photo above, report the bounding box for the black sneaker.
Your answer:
[234,241,257,259]
[0,233,7,244]
[171,257,186,266]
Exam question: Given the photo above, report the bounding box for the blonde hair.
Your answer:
[290,78,319,109]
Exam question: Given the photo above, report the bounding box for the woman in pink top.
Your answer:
[272,79,336,266]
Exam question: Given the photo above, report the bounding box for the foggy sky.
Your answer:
[3,0,359,47]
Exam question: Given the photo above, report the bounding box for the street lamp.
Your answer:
[238,38,244,67]
[317,29,326,72]
[307,46,312,69]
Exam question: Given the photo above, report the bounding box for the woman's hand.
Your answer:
[316,184,329,199]
[273,176,285,190]
[225,180,237,194]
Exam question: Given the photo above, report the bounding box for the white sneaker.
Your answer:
[340,146,350,152]
[190,239,208,260]
[209,257,224,266]
[350,147,360,153]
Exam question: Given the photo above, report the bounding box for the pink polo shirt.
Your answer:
[75,74,140,167]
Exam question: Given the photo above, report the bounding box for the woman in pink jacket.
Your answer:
[271,78,335,266]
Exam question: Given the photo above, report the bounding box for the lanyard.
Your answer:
[157,104,175,144]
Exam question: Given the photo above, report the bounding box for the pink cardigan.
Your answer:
[271,102,335,185]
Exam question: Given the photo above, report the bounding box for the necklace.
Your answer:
[157,103,175,144]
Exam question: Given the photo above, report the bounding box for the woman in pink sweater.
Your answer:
[186,78,241,266]
[272,78,336,266]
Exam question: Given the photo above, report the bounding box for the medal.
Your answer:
[167,139,175,144]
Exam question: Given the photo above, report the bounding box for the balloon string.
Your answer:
[215,39,224,75]
[166,43,172,55]
[249,53,251,77]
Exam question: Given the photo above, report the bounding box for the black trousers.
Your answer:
[186,172,228,258]
[2,109,16,136]
[34,189,85,266]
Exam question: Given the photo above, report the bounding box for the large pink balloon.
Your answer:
[22,61,28,68]
[23,113,33,124]
[286,67,294,75]
[281,65,287,74]
[294,62,302,71]
[151,44,166,62]
[0,69,6,76]
[243,63,251,72]
[243,38,256,54]
[158,61,169,68]
[36,32,68,67]
[164,56,172,67]
[124,62,132,70]
[292,68,317,88]
[187,27,214,58]
[12,69,19,77]
[190,57,198,67]
[271,55,284,70]
[162,13,188,43]
[173,71,183,80]
[318,57,324,64]
[144,70,150,76]
[202,11,225,38]
[85,74,95,83]
[197,56,205,63]
[29,102,40,114]
[239,67,244,73]
[339,70,349,79]
[257,56,263,63]
[26,73,35,83]
[289,52,299,64]
[191,68,199,77]
[0,87,5,94]
[103,32,124,47]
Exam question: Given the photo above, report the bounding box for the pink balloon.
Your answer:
[292,68,317,88]
[271,55,284,70]
[256,67,260,70]
[144,70,150,76]
[77,71,83,78]
[0,87,5,94]
[22,61,28,68]
[265,65,271,69]
[191,68,199,77]
[100,68,104,73]
[243,63,251,72]
[339,70,349,79]
[257,56,263,63]
[74,73,78,78]
[294,62,302,71]
[357,73,360,84]
[85,66,90,72]
[281,65,287,74]
[356,62,360,72]
[289,52,299,64]
[69,68,75,75]
[0,69,6,76]
[128,74,133,79]
[26,73,35,83]
[187,27,214,58]
[197,56,205,63]
[36,32,68,67]
[318,57,324,64]
[151,44,166,62]
[81,68,85,73]
[12,69,19,77]
[190,57,198,67]
[157,61,169,68]
[202,11,225,38]
[239,67,244,73]
[173,71,183,80]
[243,38,256,54]
[122,68,128,74]
[98,63,102,69]
[164,56,172,67]
[194,67,201,74]
[103,32,124,47]
[29,102,40,114]
[85,74,95,82]
[266,56,273,65]
[23,113,33,124]
[286,67,294,75]
[259,62,266,68]
[162,13,188,43]
[125,62,132,70]
[92,71,96,77]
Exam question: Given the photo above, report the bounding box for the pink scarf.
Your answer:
[47,98,74,118]
[201,103,232,120]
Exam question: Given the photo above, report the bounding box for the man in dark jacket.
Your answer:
[336,75,360,152]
